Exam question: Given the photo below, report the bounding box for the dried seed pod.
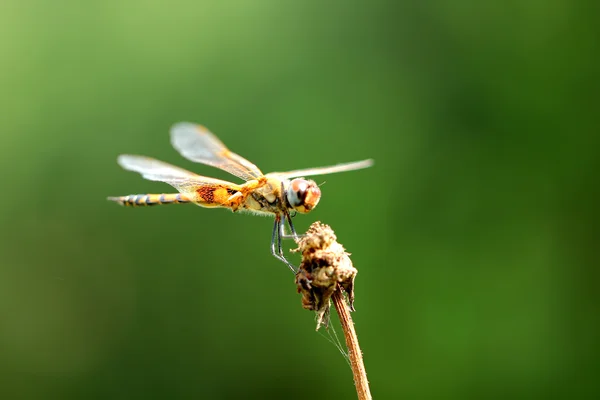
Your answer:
[293,222,357,329]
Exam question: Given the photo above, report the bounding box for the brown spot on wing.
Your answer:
[195,185,241,207]
[196,186,216,203]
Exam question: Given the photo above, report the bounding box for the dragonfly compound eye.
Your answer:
[288,178,321,213]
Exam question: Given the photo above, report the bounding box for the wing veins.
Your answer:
[117,155,240,196]
[170,122,263,181]
[267,159,374,179]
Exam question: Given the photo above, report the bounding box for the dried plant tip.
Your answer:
[293,222,357,330]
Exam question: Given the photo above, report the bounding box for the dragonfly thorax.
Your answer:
[286,178,321,214]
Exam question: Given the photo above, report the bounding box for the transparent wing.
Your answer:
[170,122,264,181]
[117,154,240,195]
[267,159,374,179]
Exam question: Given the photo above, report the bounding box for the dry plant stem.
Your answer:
[293,222,371,400]
[332,288,372,400]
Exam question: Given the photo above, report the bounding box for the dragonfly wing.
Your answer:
[267,159,374,179]
[170,122,264,181]
[117,154,239,195]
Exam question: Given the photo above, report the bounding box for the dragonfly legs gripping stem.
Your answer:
[271,213,302,272]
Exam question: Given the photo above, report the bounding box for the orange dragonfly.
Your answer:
[108,122,373,270]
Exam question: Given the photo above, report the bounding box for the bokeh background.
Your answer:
[1,1,598,399]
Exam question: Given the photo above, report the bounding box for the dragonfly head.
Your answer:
[287,178,321,213]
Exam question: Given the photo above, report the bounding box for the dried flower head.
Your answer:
[293,222,357,329]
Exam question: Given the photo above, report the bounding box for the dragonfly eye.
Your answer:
[287,178,321,213]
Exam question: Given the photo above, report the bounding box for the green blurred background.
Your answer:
[1,1,598,399]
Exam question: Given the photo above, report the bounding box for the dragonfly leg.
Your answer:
[271,215,296,272]
[280,211,305,241]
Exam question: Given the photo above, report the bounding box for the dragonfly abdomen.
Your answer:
[107,193,191,207]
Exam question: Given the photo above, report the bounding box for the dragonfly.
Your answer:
[108,122,373,271]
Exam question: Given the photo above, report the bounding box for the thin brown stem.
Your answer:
[293,221,372,399]
[332,288,372,400]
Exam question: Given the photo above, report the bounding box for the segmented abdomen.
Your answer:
[108,193,191,207]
